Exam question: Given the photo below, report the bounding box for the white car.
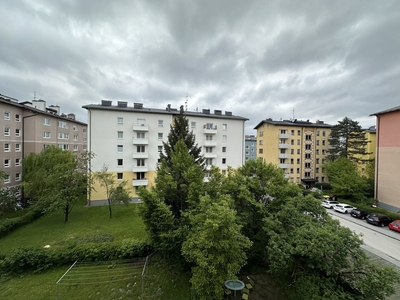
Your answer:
[334,203,356,214]
[321,200,339,209]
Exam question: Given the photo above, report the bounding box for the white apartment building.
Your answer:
[83,101,248,202]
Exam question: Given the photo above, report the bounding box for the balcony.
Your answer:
[132,138,149,145]
[278,163,291,169]
[279,133,291,139]
[278,143,290,149]
[284,174,290,179]
[203,125,217,134]
[205,165,213,170]
[133,165,149,172]
[204,152,217,158]
[328,145,335,149]
[203,139,217,147]
[278,153,290,159]
[133,123,149,131]
[132,179,148,186]
[132,152,149,159]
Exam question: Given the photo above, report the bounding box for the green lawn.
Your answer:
[0,202,146,255]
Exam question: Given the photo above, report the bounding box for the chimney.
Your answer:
[134,103,143,109]
[202,109,210,114]
[117,101,128,108]
[101,100,112,106]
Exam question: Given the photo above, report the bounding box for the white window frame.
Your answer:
[15,158,21,166]
[44,131,51,138]
[15,173,21,181]
[4,127,10,136]
[222,135,227,142]
[4,143,10,152]
[117,131,123,139]
[4,174,10,184]
[73,145,78,151]
[4,112,10,120]
[222,124,227,130]
[117,117,123,125]
[73,125,78,131]
[158,133,163,140]
[58,121,68,129]
[43,118,51,126]
[15,114,20,122]
[15,144,21,152]
[4,158,10,168]
[15,128,21,137]
[117,145,123,153]
[191,122,196,129]
[73,135,78,141]
[158,120,163,127]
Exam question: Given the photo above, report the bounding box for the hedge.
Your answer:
[0,239,153,275]
[0,208,44,238]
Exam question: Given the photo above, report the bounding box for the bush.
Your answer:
[0,207,44,238]
[0,239,153,275]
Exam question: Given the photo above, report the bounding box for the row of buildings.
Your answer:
[0,93,398,211]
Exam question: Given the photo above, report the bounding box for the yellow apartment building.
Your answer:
[357,126,376,175]
[254,119,332,188]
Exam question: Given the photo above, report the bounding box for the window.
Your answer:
[15,129,20,137]
[4,127,10,136]
[73,134,78,141]
[117,159,123,166]
[290,159,294,164]
[322,131,326,137]
[83,145,87,150]
[297,130,301,135]
[137,145,145,153]
[117,131,123,139]
[73,125,77,131]
[137,159,145,166]
[15,173,21,181]
[158,146,162,152]
[14,158,20,166]
[43,118,50,126]
[316,140,320,146]
[83,137,87,142]
[222,146,226,153]
[259,131,263,137]
[316,168,319,173]
[15,114,20,122]
[58,144,69,150]
[290,149,294,154]
[305,134,312,140]
[83,128,87,133]
[305,153,311,159]
[206,123,213,129]
[205,147,213,153]
[290,168,294,174]
[297,139,300,145]
[296,168,300,174]
[321,176,325,182]
[158,120,163,127]
[222,158,226,164]
[4,112,10,120]
[316,149,320,155]
[280,158,286,164]
[291,140,294,145]
[4,159,10,168]
[280,129,286,134]
[15,143,21,151]
[117,117,123,125]
[117,173,123,180]
[316,158,320,164]
[58,121,68,128]
[222,124,227,130]
[222,135,227,142]
[322,158,326,164]
[73,145,78,151]
[117,145,123,153]
[259,140,263,145]
[137,132,145,139]
[136,172,145,180]
[58,132,69,139]
[158,133,163,140]
[4,143,10,152]
[305,172,311,177]
[4,174,10,184]
[291,130,294,135]
[259,149,263,154]
[322,168,325,173]
[246,145,249,149]
[305,144,311,150]
[191,122,196,128]
[316,130,320,136]
[322,140,326,146]
[206,158,213,165]
[322,149,326,155]
[297,158,300,164]
[297,149,300,154]
[305,162,311,168]
[44,131,51,138]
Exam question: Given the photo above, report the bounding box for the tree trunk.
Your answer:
[64,204,69,222]
[108,198,112,218]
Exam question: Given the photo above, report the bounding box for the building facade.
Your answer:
[371,106,400,212]
[254,119,332,187]
[1,94,87,189]
[83,101,248,202]
[245,135,257,161]
[357,126,376,175]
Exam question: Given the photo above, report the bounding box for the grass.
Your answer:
[0,202,146,255]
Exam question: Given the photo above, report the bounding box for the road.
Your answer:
[327,209,400,267]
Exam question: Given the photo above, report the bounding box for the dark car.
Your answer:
[350,209,370,219]
[366,214,393,227]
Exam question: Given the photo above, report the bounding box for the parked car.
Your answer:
[350,209,370,219]
[366,214,393,227]
[388,220,400,233]
[334,204,357,214]
[322,200,339,209]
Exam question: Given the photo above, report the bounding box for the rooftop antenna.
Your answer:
[33,83,36,100]
[185,93,188,111]
[292,108,295,120]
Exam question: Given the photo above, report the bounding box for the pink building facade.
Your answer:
[371,106,400,212]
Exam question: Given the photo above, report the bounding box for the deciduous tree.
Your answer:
[94,164,131,219]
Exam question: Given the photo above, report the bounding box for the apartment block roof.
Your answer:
[0,93,87,126]
[254,118,332,130]
[370,105,400,116]
[83,100,248,121]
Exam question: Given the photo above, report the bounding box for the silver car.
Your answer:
[334,203,356,214]
[321,200,339,209]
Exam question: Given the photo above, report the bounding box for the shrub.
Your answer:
[0,207,44,238]
[0,239,153,275]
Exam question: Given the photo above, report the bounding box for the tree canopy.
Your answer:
[23,146,91,222]
[327,117,371,163]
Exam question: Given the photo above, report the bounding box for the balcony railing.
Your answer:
[203,125,217,134]
[204,152,217,158]
[203,139,217,147]
[278,153,290,159]
[132,123,149,131]
[132,165,149,172]
[278,143,290,149]
[132,152,149,159]
[132,179,148,186]
[278,163,291,169]
[132,138,149,145]
[279,133,291,139]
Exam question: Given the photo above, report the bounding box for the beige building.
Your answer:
[254,119,332,188]
[1,94,87,190]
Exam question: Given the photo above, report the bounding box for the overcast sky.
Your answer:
[1,0,399,134]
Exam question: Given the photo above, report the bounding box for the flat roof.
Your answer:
[254,119,332,130]
[83,102,248,121]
